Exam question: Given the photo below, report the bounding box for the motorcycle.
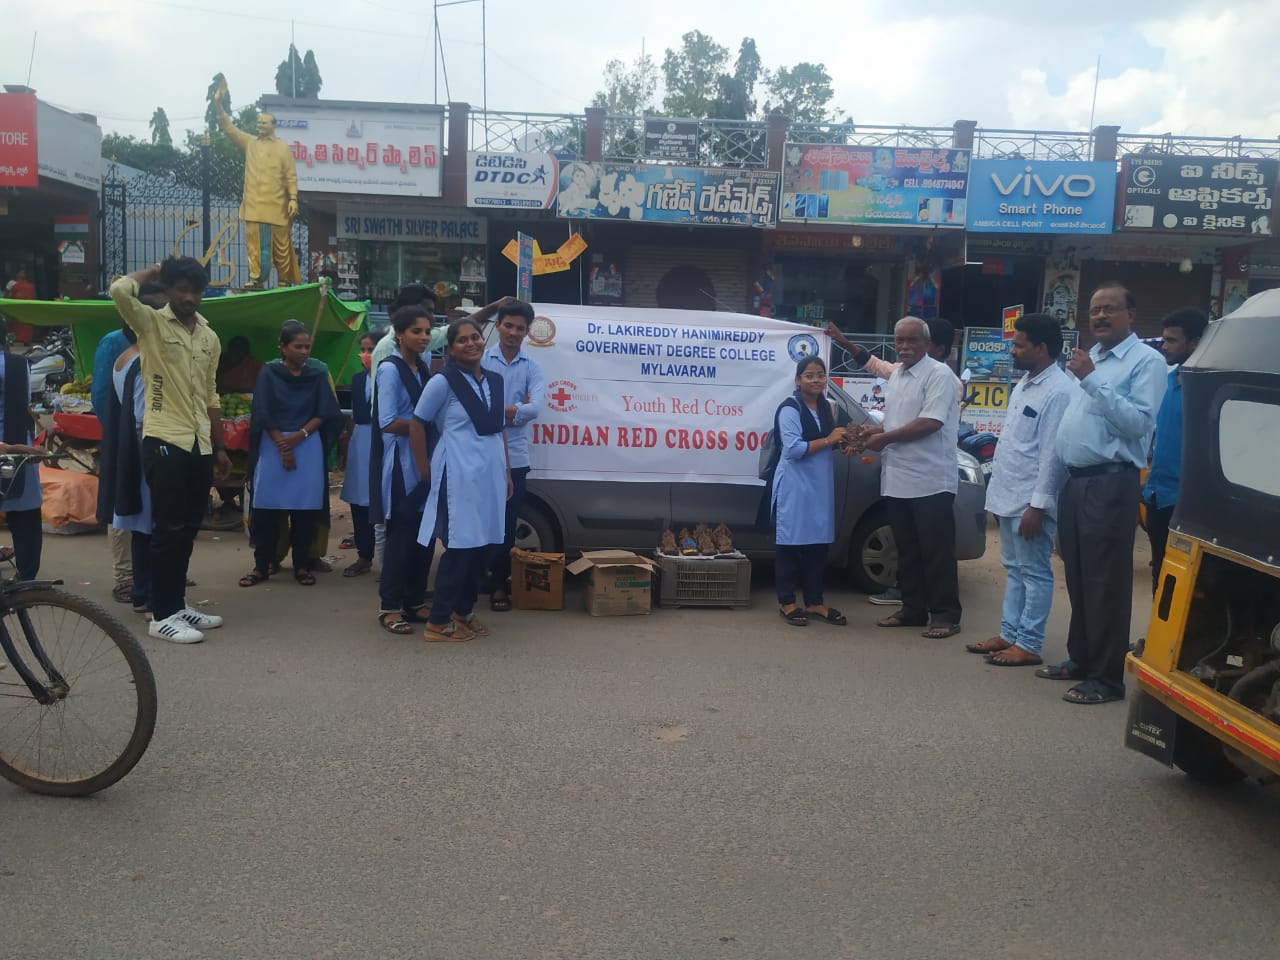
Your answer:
[958,387,998,480]
[17,328,77,407]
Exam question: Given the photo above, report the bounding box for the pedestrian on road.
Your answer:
[0,338,44,582]
[855,317,963,638]
[371,306,434,635]
[966,313,1073,666]
[1040,283,1166,704]
[109,259,231,644]
[481,301,543,612]
[1142,307,1208,594]
[338,332,378,577]
[240,321,341,589]
[411,319,510,642]
[770,355,849,627]
[93,309,137,604]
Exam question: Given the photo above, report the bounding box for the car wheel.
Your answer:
[848,508,897,594]
[513,503,559,554]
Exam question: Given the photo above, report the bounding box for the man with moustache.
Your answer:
[1039,283,1166,704]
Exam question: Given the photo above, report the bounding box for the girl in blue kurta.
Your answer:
[240,321,341,588]
[106,329,153,614]
[0,352,43,581]
[371,306,434,634]
[772,356,849,627]
[339,332,377,577]
[411,319,509,642]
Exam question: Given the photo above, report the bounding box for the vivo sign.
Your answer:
[967,159,1117,234]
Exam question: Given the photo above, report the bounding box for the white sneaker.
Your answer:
[177,606,223,630]
[149,614,205,644]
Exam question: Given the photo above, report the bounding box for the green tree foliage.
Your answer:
[275,44,323,99]
[591,54,658,115]
[661,31,729,118]
[713,39,761,120]
[149,107,172,147]
[763,62,843,123]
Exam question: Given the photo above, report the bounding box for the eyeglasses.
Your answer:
[799,373,828,382]
[1088,304,1130,317]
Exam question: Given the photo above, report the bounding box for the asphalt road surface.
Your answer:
[5,517,1279,960]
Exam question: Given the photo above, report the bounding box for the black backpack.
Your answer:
[757,397,800,482]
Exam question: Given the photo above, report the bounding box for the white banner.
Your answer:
[520,304,828,484]
[467,151,559,208]
[37,101,101,190]
[263,99,444,197]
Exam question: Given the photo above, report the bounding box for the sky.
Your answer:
[5,0,1279,146]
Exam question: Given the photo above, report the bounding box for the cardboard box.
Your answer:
[510,548,566,611]
[566,550,656,617]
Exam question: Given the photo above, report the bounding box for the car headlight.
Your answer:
[956,450,982,486]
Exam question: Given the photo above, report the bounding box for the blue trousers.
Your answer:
[996,513,1057,655]
[429,546,493,624]
[775,543,826,607]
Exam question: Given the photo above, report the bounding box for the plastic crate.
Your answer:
[655,552,751,608]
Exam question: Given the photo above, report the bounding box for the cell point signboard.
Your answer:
[967,159,1116,234]
[262,97,445,198]
[524,304,828,484]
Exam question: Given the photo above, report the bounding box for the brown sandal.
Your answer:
[424,620,472,642]
[453,613,489,637]
[876,613,927,628]
[965,636,1011,655]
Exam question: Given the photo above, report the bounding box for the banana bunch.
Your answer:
[219,392,252,419]
[60,378,93,399]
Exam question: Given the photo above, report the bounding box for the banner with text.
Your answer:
[1119,156,1278,236]
[555,161,779,226]
[523,304,827,483]
[780,144,969,227]
[336,204,485,244]
[466,151,559,208]
[960,326,1080,436]
[967,159,1116,234]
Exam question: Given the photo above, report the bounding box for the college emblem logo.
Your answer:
[527,315,556,347]
[787,334,820,362]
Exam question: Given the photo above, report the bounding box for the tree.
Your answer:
[662,31,729,118]
[149,107,172,147]
[764,62,842,123]
[275,44,323,99]
[713,39,761,120]
[590,54,658,116]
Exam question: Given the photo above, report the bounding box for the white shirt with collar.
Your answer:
[881,353,961,498]
[985,363,1074,519]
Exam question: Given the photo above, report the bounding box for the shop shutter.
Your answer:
[623,246,749,312]
[1078,261,1213,341]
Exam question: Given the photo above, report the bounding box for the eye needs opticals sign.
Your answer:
[967,160,1116,234]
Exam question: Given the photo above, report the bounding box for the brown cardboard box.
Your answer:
[510,548,566,610]
[566,550,656,617]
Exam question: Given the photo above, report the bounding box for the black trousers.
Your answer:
[488,466,528,590]
[887,493,961,626]
[379,512,434,614]
[253,508,317,574]
[130,531,152,610]
[1145,501,1174,596]
[775,543,826,607]
[429,545,492,624]
[6,508,42,582]
[1059,467,1141,694]
[142,438,212,621]
[350,503,375,562]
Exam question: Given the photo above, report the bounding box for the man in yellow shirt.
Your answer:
[212,82,301,288]
[110,258,232,644]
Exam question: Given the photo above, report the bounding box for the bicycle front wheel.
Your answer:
[0,588,157,797]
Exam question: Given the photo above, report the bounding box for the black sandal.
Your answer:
[779,606,808,626]
[239,570,269,587]
[401,606,432,623]
[490,591,513,612]
[808,607,848,625]
[294,568,317,586]
[378,612,413,635]
[342,558,372,578]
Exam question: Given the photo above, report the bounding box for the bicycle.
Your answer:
[0,452,157,796]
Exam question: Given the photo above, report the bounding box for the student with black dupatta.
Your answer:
[240,321,341,588]
[410,319,511,642]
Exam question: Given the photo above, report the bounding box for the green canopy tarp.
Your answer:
[0,283,369,386]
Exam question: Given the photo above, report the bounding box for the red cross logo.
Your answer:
[550,386,573,407]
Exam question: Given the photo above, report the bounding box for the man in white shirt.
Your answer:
[856,317,962,638]
[966,313,1073,666]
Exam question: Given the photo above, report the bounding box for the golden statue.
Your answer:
[211,78,301,288]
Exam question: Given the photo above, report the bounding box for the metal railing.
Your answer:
[787,122,954,149]
[1115,132,1280,160]
[469,110,586,157]
[601,115,770,166]
[973,128,1094,161]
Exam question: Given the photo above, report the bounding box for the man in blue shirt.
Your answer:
[1041,283,1166,705]
[1143,307,1208,594]
[481,301,543,611]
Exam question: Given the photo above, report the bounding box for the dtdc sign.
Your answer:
[967,159,1117,234]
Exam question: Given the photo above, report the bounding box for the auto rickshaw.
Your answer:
[1125,289,1280,783]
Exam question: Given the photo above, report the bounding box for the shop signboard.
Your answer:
[466,151,559,209]
[526,305,828,484]
[336,204,485,243]
[967,159,1116,234]
[1002,304,1023,340]
[643,118,699,161]
[960,325,1080,435]
[555,161,779,227]
[36,101,102,190]
[1119,156,1278,236]
[264,98,445,198]
[0,93,38,187]
[780,144,969,227]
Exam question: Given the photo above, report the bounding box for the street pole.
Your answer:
[201,136,212,257]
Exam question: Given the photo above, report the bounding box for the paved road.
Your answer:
[4,518,1279,960]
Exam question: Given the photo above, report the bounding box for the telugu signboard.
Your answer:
[335,204,485,243]
[643,118,699,161]
[262,97,445,198]
[555,161,779,227]
[466,151,559,208]
[1119,156,1278,236]
[780,144,969,227]
[967,159,1115,234]
[960,326,1080,435]
[525,304,827,484]
[0,93,38,187]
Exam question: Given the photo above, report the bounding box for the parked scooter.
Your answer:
[958,387,998,480]
[18,328,77,407]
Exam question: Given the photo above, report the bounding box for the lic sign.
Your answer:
[967,159,1117,234]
